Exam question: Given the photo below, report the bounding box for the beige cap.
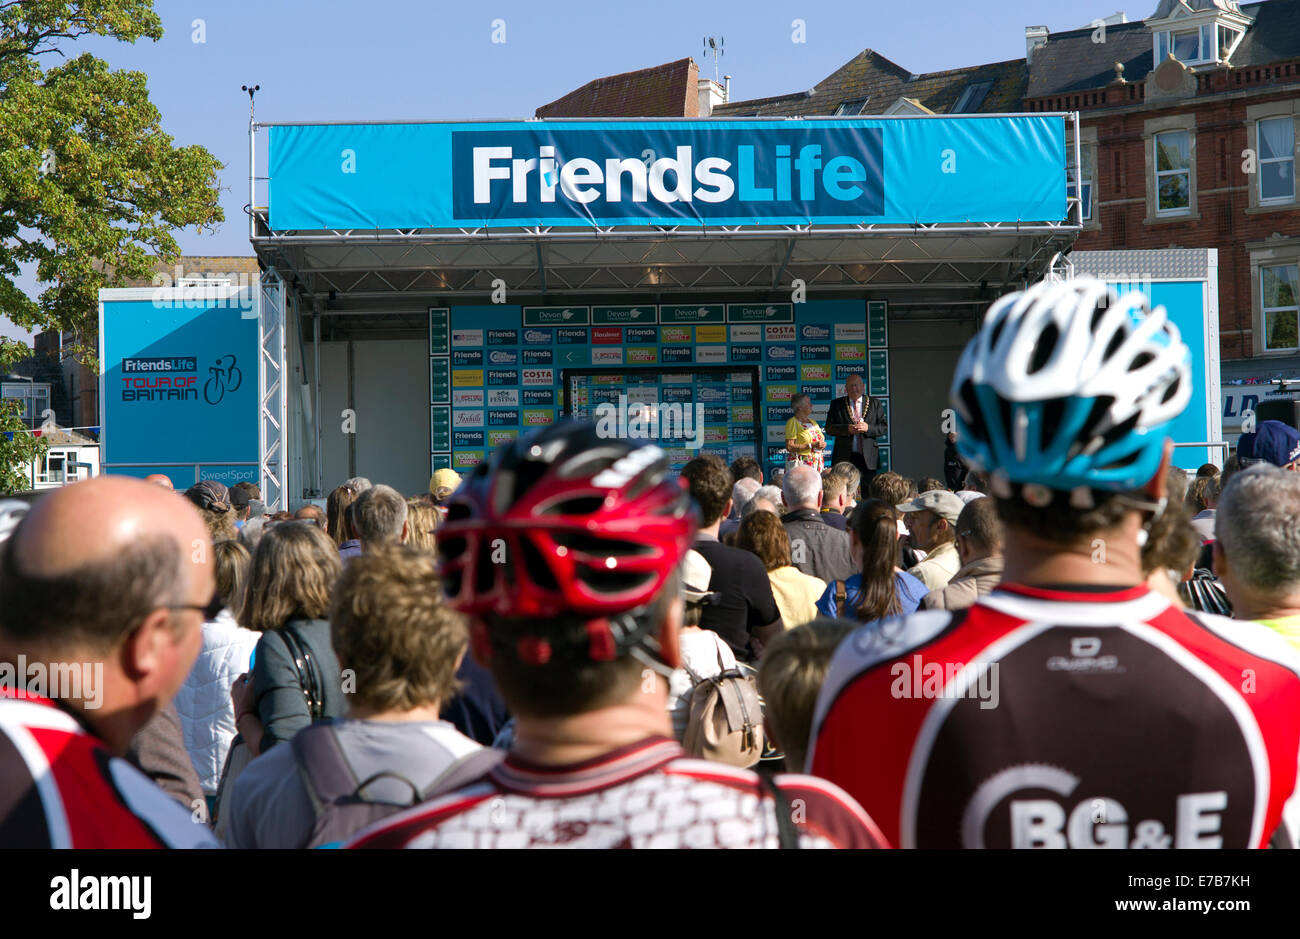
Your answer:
[897,489,965,524]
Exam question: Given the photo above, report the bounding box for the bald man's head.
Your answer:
[144,474,174,491]
[0,478,212,748]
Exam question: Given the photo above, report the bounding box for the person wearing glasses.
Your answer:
[0,477,220,847]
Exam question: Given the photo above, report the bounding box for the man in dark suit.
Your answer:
[824,372,887,490]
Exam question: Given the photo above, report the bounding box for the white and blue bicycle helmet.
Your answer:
[950,278,1192,494]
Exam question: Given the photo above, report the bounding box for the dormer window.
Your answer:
[1155,24,1214,65]
[1148,1,1249,68]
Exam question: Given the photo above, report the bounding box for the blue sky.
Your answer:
[3,0,1124,341]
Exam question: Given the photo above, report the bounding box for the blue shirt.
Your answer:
[815,571,928,621]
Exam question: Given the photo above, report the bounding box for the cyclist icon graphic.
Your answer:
[203,355,242,405]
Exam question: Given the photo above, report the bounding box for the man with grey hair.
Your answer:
[352,484,409,550]
[345,476,373,494]
[742,496,779,518]
[780,463,854,582]
[1215,464,1300,652]
[720,477,761,540]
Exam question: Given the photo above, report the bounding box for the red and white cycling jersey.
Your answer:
[0,689,218,848]
[808,583,1300,849]
[347,736,888,849]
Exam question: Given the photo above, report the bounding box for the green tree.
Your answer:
[0,0,225,369]
[0,397,45,494]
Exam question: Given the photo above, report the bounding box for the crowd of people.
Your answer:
[2,277,1300,849]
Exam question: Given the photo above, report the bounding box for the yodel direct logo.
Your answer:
[453,126,885,221]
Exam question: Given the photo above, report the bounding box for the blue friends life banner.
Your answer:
[101,296,260,468]
[269,117,1066,230]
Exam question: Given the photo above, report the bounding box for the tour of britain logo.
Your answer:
[120,354,240,405]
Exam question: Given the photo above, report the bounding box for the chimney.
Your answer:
[1026,25,1049,65]
[724,75,731,101]
[697,77,727,116]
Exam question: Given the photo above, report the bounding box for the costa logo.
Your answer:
[488,350,519,365]
[523,329,553,344]
[766,344,796,361]
[522,368,554,386]
[452,390,484,406]
[801,324,830,339]
[765,325,796,342]
[593,327,622,344]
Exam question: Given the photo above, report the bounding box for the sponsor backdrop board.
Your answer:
[100,292,259,487]
[563,366,762,475]
[430,299,883,475]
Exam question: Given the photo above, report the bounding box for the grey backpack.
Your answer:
[290,721,503,848]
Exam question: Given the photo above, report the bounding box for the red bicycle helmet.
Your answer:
[437,421,698,636]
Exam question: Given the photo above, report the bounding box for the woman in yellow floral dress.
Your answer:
[784,393,826,473]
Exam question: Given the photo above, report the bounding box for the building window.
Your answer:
[1217,24,1242,60]
[952,81,993,114]
[1067,148,1093,221]
[834,98,869,116]
[1262,263,1300,352]
[1155,25,1215,66]
[1258,116,1296,204]
[1154,130,1192,215]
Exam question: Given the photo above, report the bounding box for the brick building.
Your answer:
[1025,0,1300,374]
[536,57,730,117]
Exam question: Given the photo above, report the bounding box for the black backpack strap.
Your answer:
[418,747,506,802]
[761,776,801,850]
[279,626,324,720]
